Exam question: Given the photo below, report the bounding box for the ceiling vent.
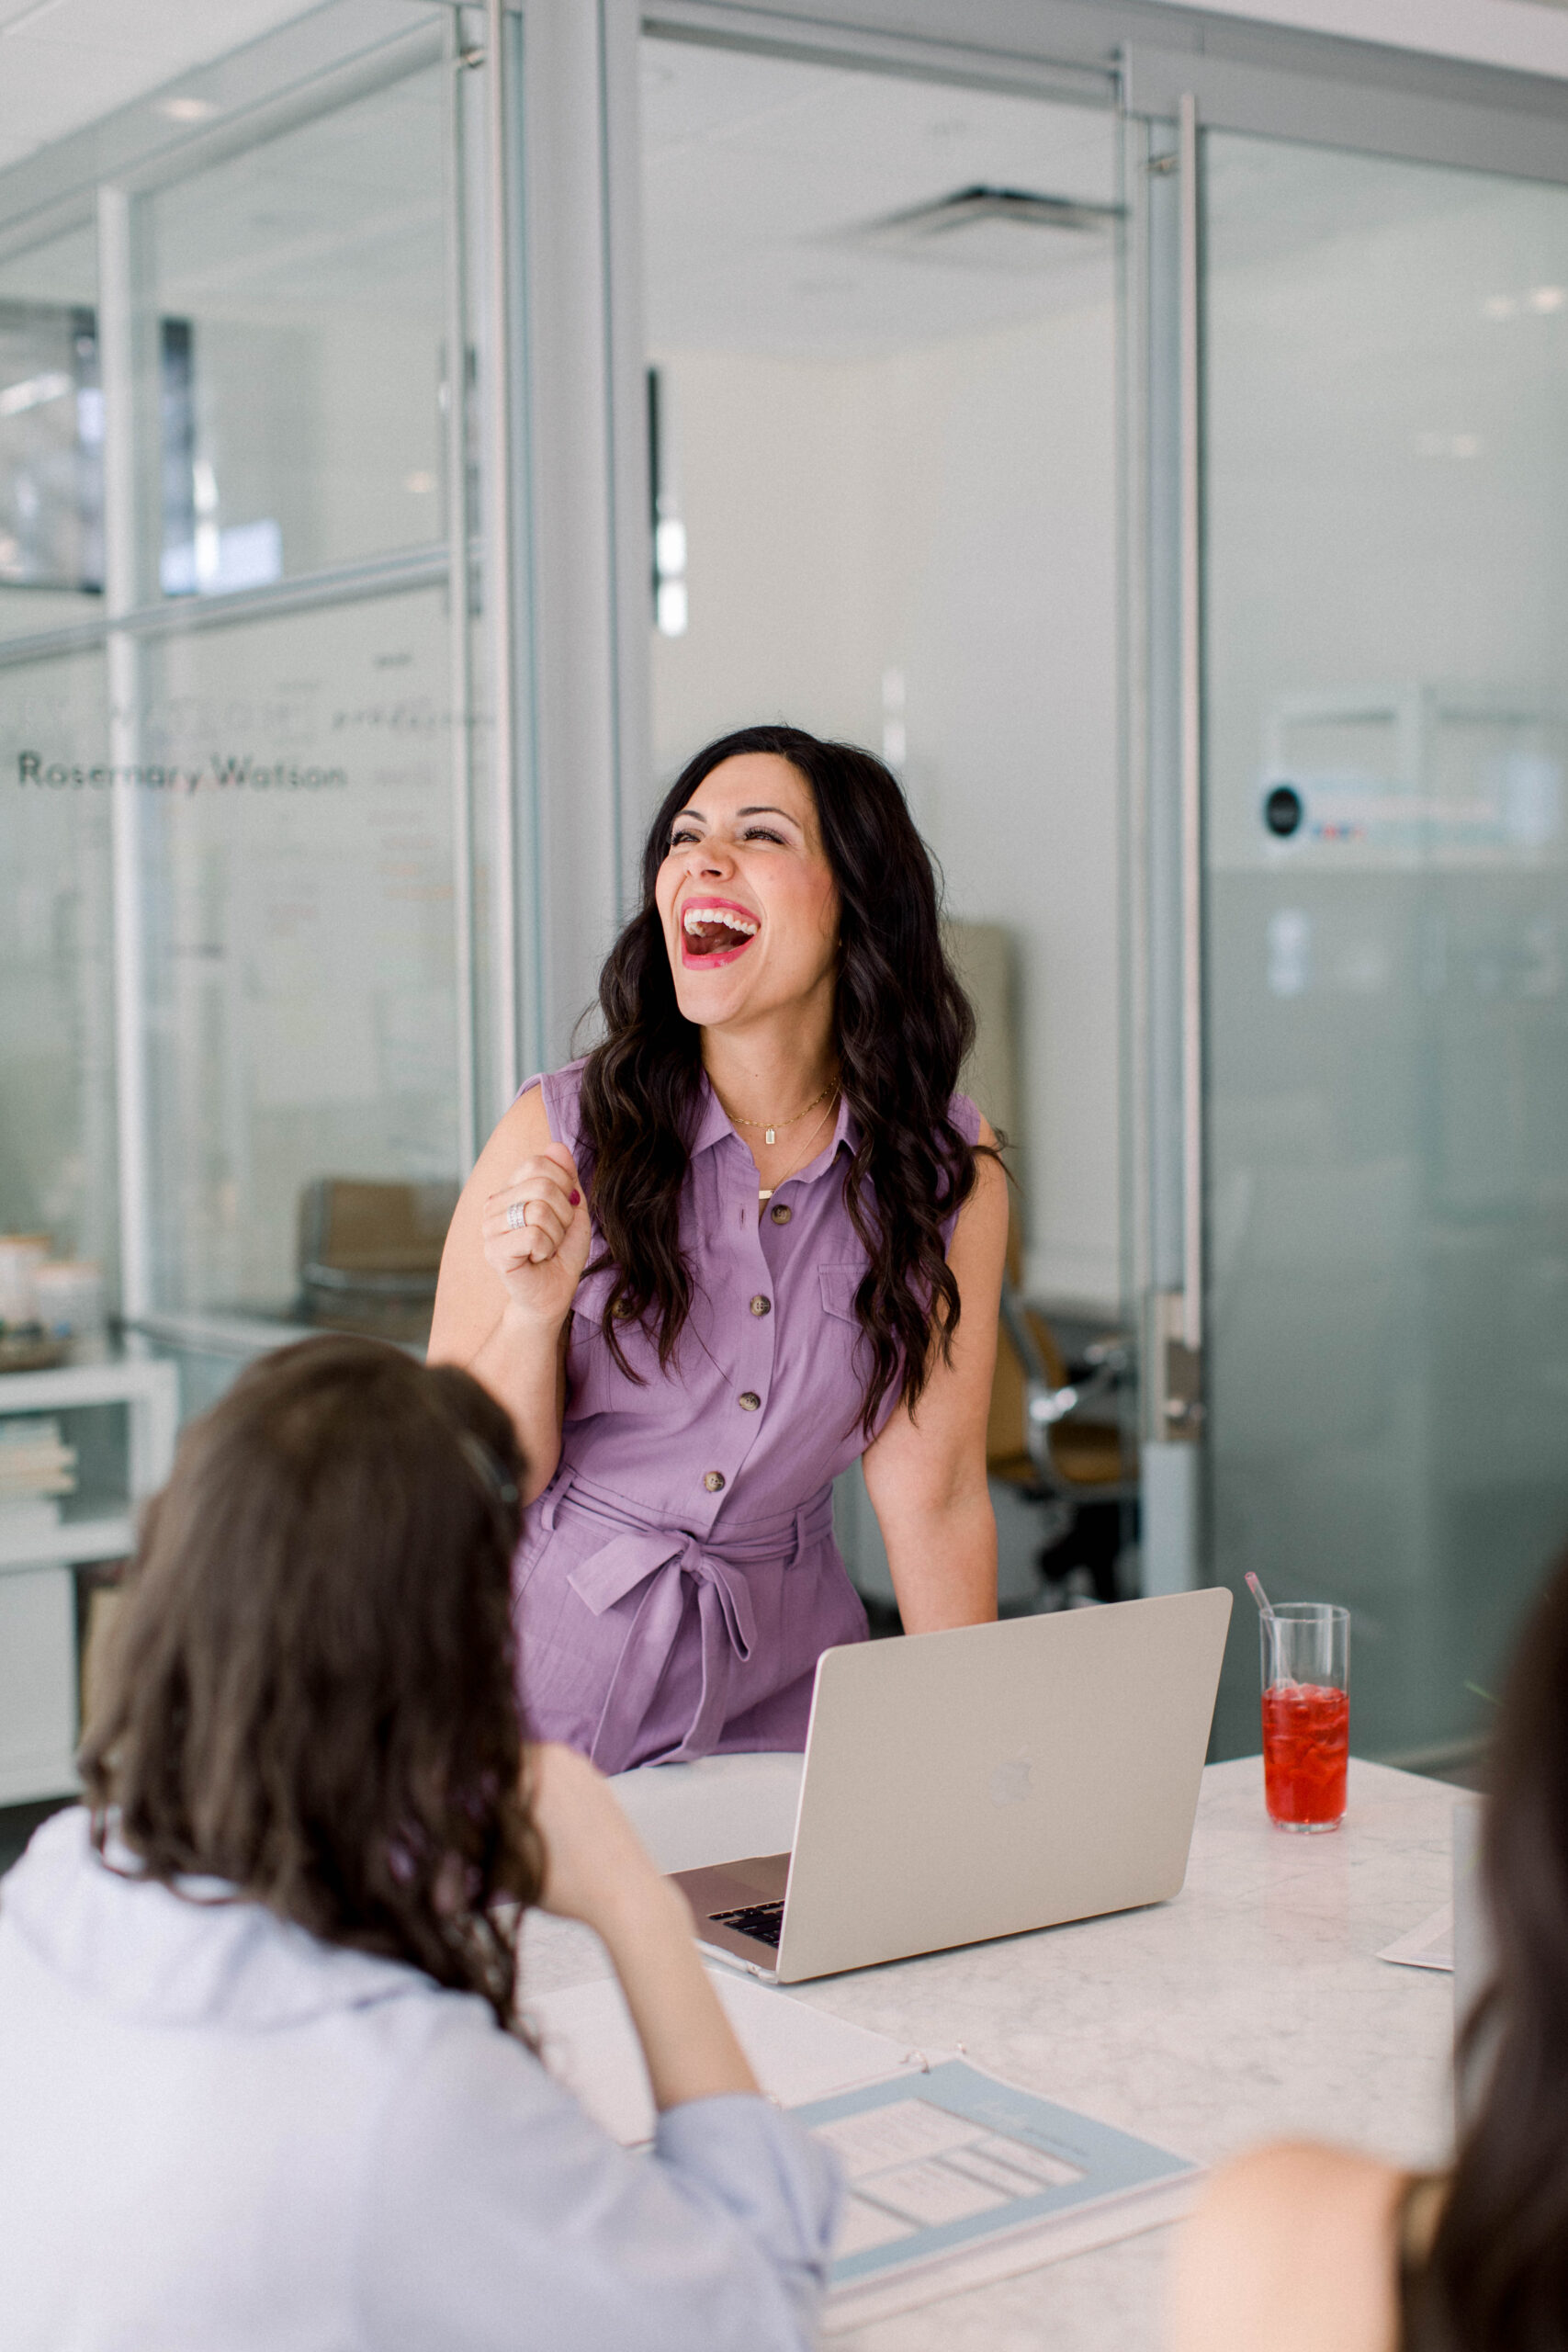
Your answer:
[850,184,1121,271]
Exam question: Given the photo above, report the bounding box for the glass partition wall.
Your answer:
[0,3,526,1395]
[8,0,1568,1774]
[1201,132,1568,1763]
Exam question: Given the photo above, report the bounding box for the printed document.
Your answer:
[530,1973,1200,2324]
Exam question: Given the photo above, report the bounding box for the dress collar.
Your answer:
[691,1070,856,1185]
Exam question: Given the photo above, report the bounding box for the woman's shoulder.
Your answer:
[1169,2143,1409,2352]
[517,1058,591,1148]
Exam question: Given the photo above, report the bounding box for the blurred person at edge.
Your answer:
[431,723,1007,1773]
[0,1338,839,2351]
[1168,1541,1568,2352]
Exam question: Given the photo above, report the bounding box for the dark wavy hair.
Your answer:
[78,1337,543,2035]
[578,724,991,1437]
[1408,1544,1568,2351]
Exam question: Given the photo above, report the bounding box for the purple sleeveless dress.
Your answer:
[513,1060,982,1774]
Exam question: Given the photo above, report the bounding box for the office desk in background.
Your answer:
[525,1755,1456,2352]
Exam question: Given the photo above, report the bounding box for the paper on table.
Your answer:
[800,2060,1201,2334]
[1378,1903,1454,1973]
[527,1969,923,2146]
[531,1974,1200,2329]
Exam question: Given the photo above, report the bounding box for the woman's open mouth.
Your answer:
[681,899,760,967]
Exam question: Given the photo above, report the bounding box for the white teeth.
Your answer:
[682,905,758,939]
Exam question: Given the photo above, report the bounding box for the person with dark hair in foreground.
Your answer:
[0,1338,838,2351]
[1168,1542,1568,2352]
[432,723,1008,1773]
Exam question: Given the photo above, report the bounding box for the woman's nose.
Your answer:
[693,839,732,876]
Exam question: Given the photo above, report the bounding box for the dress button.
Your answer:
[749,1294,771,1317]
[770,1203,792,1225]
[703,1469,726,1493]
[739,1391,761,1412]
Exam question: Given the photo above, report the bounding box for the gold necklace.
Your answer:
[711,1077,836,1148]
[757,1097,838,1207]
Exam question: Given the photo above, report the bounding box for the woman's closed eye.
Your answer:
[669,823,788,848]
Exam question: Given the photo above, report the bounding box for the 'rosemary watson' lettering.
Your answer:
[15,751,348,792]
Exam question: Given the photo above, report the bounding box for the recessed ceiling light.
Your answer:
[1481,293,1517,320]
[158,96,217,124]
[1529,284,1566,312]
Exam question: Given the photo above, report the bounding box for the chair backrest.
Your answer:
[298,1178,459,1289]
[296,1181,461,1344]
[987,1204,1069,1471]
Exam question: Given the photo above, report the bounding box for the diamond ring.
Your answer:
[506,1200,528,1232]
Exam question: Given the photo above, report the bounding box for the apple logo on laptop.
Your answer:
[989,1757,1032,1808]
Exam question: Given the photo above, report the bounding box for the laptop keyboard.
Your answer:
[707,1900,784,1950]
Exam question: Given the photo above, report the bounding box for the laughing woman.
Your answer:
[430,724,1007,1772]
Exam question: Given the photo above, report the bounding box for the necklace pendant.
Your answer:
[764,1125,776,1145]
[759,1188,773,1203]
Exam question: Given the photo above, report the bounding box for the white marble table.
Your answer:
[526,1754,1458,2352]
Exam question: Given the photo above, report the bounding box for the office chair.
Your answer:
[296,1178,460,1345]
[986,1221,1137,1607]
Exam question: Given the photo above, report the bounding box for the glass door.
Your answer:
[635,30,1129,1610]
[0,1,528,1405]
[1201,130,1568,1762]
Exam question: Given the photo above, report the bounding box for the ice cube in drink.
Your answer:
[1261,1679,1348,1830]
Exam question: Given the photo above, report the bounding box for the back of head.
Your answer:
[80,1337,540,2029]
[1416,1547,1568,2350]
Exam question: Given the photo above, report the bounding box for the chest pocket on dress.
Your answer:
[817,1262,876,1440]
[818,1263,865,1322]
[565,1262,632,1404]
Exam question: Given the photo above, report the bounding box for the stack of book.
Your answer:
[0,1417,78,1546]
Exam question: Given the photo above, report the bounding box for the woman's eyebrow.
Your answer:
[735,804,799,823]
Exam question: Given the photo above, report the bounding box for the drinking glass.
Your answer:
[1260,1603,1349,1831]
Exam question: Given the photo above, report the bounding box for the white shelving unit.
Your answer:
[0,1356,178,1806]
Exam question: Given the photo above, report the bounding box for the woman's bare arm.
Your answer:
[1168,2144,1406,2352]
[529,1743,758,2109]
[860,1130,1007,1632]
[428,1087,592,1503]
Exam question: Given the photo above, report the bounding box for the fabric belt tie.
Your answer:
[554,1479,833,1777]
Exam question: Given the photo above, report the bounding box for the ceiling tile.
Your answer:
[0,0,329,167]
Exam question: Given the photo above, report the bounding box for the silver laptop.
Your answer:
[674,1588,1232,1984]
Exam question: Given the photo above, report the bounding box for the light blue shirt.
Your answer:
[0,1807,840,2350]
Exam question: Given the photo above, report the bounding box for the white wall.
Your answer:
[651,282,1122,1313]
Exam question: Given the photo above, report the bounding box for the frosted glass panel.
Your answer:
[0,227,100,642]
[1204,133,1568,1762]
[0,647,116,1274]
[141,66,446,595]
[132,590,460,1317]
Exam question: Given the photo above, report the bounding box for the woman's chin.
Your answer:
[674,979,748,1027]
[670,961,760,1024]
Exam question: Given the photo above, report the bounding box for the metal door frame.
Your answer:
[581,0,1568,1599]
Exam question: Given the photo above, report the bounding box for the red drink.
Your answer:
[1262,1680,1348,1829]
